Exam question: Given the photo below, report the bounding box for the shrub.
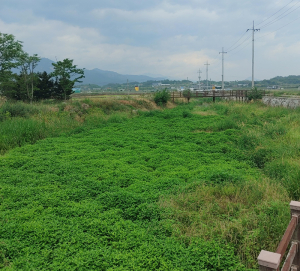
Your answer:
[182,110,192,118]
[248,87,263,101]
[154,88,170,106]
[182,89,191,103]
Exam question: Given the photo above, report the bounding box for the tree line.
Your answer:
[0,32,85,102]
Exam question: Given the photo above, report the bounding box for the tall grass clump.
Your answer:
[0,97,158,154]
[0,102,39,119]
[160,178,289,268]
[0,118,47,154]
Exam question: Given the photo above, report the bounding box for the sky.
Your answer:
[1,0,300,81]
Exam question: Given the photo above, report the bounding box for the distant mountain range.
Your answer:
[28,58,166,86]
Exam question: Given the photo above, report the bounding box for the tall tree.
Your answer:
[19,52,40,102]
[36,71,54,100]
[0,33,24,96]
[51,58,85,100]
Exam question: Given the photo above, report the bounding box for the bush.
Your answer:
[182,89,191,103]
[248,87,263,101]
[154,88,170,106]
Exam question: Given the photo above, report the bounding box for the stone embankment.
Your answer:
[262,96,300,109]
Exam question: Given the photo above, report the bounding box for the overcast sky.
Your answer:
[1,0,299,81]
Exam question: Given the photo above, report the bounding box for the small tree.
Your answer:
[154,88,170,106]
[248,87,263,101]
[51,58,85,100]
[182,89,191,103]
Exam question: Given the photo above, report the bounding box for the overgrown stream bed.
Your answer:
[1,98,299,270]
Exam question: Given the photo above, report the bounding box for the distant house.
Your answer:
[72,88,81,93]
[152,83,161,87]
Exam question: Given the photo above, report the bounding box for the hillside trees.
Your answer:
[51,59,85,100]
[0,32,85,101]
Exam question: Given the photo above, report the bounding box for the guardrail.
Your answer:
[170,89,266,102]
[258,201,300,271]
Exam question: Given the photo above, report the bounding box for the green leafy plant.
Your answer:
[182,89,191,103]
[154,88,170,106]
[248,87,263,101]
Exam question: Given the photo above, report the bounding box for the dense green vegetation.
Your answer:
[1,97,299,269]
[259,75,300,87]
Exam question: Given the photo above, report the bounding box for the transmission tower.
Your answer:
[204,61,210,90]
[219,48,227,90]
[247,21,260,88]
[198,69,202,90]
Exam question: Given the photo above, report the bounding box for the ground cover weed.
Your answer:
[1,98,299,269]
[0,103,254,269]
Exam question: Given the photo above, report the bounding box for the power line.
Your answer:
[225,1,299,53]
[256,0,296,26]
[259,1,300,29]
[227,32,252,53]
[228,39,252,57]
[225,30,249,51]
[256,14,300,40]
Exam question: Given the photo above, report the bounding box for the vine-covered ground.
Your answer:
[1,99,298,270]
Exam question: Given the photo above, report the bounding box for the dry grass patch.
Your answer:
[159,178,289,268]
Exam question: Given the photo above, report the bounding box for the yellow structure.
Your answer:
[135,86,139,91]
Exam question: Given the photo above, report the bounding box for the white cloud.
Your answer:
[0,0,299,81]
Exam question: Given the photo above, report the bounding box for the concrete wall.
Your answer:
[262,96,300,109]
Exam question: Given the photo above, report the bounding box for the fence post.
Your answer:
[257,250,281,271]
[290,201,300,269]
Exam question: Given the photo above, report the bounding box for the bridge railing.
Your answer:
[258,201,300,271]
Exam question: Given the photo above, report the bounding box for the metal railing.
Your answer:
[258,201,300,271]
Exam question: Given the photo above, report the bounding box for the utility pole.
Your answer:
[247,21,260,88]
[204,61,210,90]
[219,47,227,90]
[198,69,202,90]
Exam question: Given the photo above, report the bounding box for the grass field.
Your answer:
[0,97,299,270]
